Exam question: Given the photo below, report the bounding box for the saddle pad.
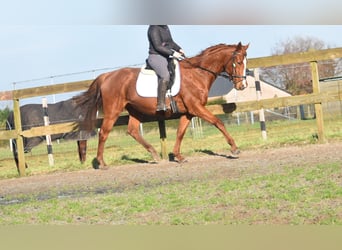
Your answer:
[136,60,181,97]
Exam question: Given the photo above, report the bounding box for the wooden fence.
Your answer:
[1,47,342,176]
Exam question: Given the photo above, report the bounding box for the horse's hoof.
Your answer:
[152,157,161,163]
[169,153,186,163]
[178,158,188,163]
[150,152,161,163]
[92,158,109,170]
[175,156,188,163]
[149,159,160,164]
[230,149,240,159]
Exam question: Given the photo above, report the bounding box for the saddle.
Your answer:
[136,59,181,98]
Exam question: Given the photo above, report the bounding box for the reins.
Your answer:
[181,58,231,80]
[181,52,247,83]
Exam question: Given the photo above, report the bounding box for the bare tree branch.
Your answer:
[260,36,341,95]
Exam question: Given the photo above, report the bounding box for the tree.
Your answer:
[0,106,11,128]
[260,36,341,95]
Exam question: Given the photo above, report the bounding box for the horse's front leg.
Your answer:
[127,115,161,162]
[172,114,193,162]
[194,107,240,157]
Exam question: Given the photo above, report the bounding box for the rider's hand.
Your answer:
[172,51,184,60]
[179,49,186,56]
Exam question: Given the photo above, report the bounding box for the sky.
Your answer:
[0,1,342,107]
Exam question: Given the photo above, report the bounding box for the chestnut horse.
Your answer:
[74,42,249,168]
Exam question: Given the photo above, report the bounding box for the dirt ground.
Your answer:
[0,142,341,198]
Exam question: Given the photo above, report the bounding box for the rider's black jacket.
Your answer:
[148,25,182,57]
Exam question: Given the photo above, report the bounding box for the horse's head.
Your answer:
[226,42,249,90]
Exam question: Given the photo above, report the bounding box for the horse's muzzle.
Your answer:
[234,78,248,90]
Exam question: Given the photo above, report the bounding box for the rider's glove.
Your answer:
[172,51,184,60]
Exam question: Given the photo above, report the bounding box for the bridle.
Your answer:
[229,51,247,84]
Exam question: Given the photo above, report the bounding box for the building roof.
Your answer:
[208,76,291,103]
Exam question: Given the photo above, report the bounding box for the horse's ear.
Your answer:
[237,42,249,51]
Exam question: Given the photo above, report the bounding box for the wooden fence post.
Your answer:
[310,60,325,142]
[191,117,203,139]
[13,99,26,176]
[158,120,167,159]
[254,69,267,140]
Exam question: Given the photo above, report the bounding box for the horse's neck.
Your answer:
[193,50,231,74]
[183,47,234,91]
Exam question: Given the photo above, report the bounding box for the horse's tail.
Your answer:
[73,77,102,131]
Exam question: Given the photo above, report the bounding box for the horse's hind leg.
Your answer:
[127,115,161,162]
[77,140,87,163]
[96,111,121,169]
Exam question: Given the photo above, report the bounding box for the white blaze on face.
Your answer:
[242,57,247,89]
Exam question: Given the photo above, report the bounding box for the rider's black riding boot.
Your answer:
[156,79,169,111]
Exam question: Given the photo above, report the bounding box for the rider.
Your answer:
[147,25,185,111]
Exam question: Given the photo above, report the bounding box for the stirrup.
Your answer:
[167,90,179,113]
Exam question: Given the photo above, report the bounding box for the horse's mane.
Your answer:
[198,43,236,56]
[182,43,237,68]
